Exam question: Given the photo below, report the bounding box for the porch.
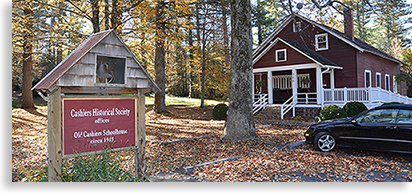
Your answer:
[253,63,331,115]
[253,87,412,119]
[253,63,328,119]
[323,87,412,107]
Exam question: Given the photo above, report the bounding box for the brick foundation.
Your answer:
[254,106,321,120]
[295,107,321,119]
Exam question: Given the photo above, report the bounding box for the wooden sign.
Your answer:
[62,97,137,156]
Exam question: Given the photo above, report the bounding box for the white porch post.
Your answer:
[268,71,273,104]
[330,69,335,89]
[317,66,323,105]
[330,69,335,102]
[292,68,297,98]
[292,68,297,117]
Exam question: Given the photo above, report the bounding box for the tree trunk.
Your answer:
[188,15,194,98]
[21,4,35,109]
[221,0,257,142]
[111,0,122,35]
[200,43,206,108]
[154,0,167,113]
[221,1,230,69]
[91,0,100,33]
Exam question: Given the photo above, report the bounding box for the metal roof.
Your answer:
[33,30,112,91]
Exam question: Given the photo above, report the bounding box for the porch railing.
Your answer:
[253,94,268,115]
[281,95,297,119]
[297,92,317,104]
[323,87,412,108]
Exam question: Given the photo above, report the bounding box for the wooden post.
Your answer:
[268,71,273,104]
[47,87,62,182]
[136,89,146,180]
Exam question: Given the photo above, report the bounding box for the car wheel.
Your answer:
[314,132,336,152]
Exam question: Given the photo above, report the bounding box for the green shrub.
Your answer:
[343,101,368,117]
[21,149,143,182]
[62,149,141,182]
[319,105,347,121]
[213,103,228,120]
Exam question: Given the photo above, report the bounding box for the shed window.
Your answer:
[315,33,328,51]
[276,49,287,62]
[96,56,125,84]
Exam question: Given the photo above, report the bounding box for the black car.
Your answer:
[304,104,412,154]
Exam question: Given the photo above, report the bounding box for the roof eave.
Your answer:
[279,38,342,69]
[254,37,342,69]
[32,30,113,91]
[253,15,293,57]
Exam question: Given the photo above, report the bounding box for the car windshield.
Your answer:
[356,109,399,123]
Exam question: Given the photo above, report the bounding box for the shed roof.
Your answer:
[32,30,159,93]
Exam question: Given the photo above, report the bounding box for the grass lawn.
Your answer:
[145,95,226,106]
[12,95,226,109]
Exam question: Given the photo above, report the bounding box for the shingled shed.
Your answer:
[32,30,159,182]
[33,29,159,94]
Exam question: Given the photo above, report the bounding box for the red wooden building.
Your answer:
[252,10,411,119]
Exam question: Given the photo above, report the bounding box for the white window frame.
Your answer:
[275,49,287,62]
[315,33,328,51]
[365,70,371,88]
[272,73,310,89]
[293,21,301,32]
[393,76,397,93]
[376,72,381,88]
[385,74,390,91]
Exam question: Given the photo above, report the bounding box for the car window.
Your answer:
[356,109,398,123]
[397,109,412,123]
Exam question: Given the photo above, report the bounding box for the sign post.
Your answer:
[137,89,146,180]
[47,87,62,182]
[33,30,159,182]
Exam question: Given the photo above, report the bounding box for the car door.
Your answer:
[349,108,399,151]
[394,109,412,153]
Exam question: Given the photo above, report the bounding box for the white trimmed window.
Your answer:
[365,70,371,88]
[385,74,390,91]
[393,76,397,93]
[376,72,381,88]
[276,49,287,62]
[315,33,328,51]
[293,21,301,32]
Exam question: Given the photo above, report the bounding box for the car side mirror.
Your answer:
[351,119,360,126]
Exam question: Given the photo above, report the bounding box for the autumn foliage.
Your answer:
[12,105,412,182]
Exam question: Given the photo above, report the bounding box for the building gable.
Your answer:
[33,30,159,93]
[253,14,402,66]
[253,37,341,69]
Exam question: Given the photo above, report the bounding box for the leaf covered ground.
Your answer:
[12,105,412,182]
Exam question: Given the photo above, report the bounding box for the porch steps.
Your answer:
[254,106,282,120]
[254,106,321,120]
